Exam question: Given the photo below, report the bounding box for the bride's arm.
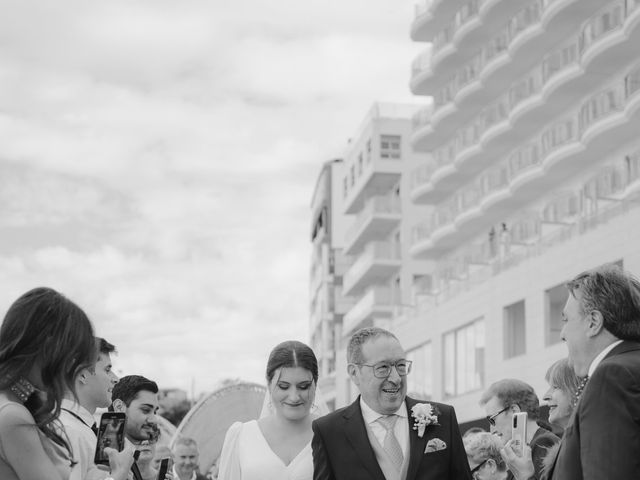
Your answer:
[217,422,243,480]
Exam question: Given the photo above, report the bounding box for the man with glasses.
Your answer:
[479,379,558,480]
[312,327,471,480]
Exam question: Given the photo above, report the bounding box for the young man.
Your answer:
[172,436,208,480]
[110,375,160,480]
[312,326,471,480]
[60,337,119,480]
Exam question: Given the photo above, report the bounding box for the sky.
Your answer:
[0,0,425,396]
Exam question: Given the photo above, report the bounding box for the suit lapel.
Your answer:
[343,397,387,480]
[405,397,427,480]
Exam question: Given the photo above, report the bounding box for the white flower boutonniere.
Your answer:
[411,403,438,438]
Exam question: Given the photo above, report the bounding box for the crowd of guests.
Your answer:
[0,287,213,480]
[1,262,639,480]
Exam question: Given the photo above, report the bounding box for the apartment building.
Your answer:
[401,0,640,424]
[327,103,434,407]
[309,159,354,410]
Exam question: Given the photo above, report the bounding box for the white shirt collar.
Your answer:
[588,340,623,377]
[172,466,197,480]
[60,398,96,426]
[359,396,408,425]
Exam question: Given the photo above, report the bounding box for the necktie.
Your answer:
[378,415,404,471]
[572,375,589,407]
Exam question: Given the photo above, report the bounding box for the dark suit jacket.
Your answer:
[550,341,640,480]
[311,396,472,480]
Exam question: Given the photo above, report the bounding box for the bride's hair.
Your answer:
[266,340,318,384]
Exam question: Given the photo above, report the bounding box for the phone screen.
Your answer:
[157,457,172,480]
[94,412,127,465]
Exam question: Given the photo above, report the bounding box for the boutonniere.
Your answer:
[411,403,439,438]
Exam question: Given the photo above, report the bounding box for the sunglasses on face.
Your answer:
[470,459,488,478]
[485,405,510,426]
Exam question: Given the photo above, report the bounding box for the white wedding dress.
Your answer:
[217,420,312,480]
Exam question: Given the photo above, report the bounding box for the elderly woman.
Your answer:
[466,432,510,480]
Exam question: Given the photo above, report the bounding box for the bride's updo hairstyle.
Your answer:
[265,340,319,384]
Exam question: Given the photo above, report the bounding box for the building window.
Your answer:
[545,284,567,346]
[358,153,363,175]
[504,300,526,358]
[407,342,433,399]
[443,318,485,397]
[380,135,401,159]
[343,177,348,198]
[366,139,372,162]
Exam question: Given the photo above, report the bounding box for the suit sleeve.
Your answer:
[312,419,336,480]
[446,406,473,480]
[580,363,640,479]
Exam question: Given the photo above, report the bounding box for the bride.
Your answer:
[218,340,328,480]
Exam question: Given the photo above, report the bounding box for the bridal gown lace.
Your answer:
[218,420,312,480]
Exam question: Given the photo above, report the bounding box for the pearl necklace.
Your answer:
[572,375,589,408]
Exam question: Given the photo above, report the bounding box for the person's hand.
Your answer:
[501,439,534,480]
[161,471,174,480]
[104,445,135,480]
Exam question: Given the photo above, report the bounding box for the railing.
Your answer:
[416,0,637,135]
[343,241,401,292]
[345,195,401,247]
[412,70,640,247]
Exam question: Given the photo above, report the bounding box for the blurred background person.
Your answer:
[466,432,509,480]
[172,436,208,480]
[0,287,133,480]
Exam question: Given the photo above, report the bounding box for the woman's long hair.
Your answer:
[0,287,96,450]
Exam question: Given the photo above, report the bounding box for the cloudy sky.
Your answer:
[0,0,424,395]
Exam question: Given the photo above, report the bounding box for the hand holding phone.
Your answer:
[157,457,173,480]
[94,412,127,465]
[511,411,528,457]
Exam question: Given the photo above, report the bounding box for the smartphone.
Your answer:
[94,412,126,465]
[157,457,173,480]
[511,411,528,456]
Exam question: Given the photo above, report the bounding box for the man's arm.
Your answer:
[311,419,336,480]
[580,363,640,479]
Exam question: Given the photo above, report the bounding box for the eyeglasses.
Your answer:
[486,406,510,426]
[470,459,488,478]
[355,360,412,378]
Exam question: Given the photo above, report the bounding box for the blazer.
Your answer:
[311,396,472,480]
[550,341,640,480]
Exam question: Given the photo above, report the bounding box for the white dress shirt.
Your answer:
[359,397,409,458]
[59,398,108,480]
[588,339,623,377]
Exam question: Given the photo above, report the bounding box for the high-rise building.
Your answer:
[402,0,640,425]
[329,103,433,407]
[309,159,354,411]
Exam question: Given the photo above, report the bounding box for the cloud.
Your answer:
[0,0,420,394]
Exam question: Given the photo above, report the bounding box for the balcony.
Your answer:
[411,0,606,126]
[342,241,401,296]
[411,0,469,42]
[409,67,640,258]
[343,195,401,255]
[342,286,395,335]
[411,4,640,200]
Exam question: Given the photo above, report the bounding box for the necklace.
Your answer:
[572,375,589,408]
[9,376,37,403]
